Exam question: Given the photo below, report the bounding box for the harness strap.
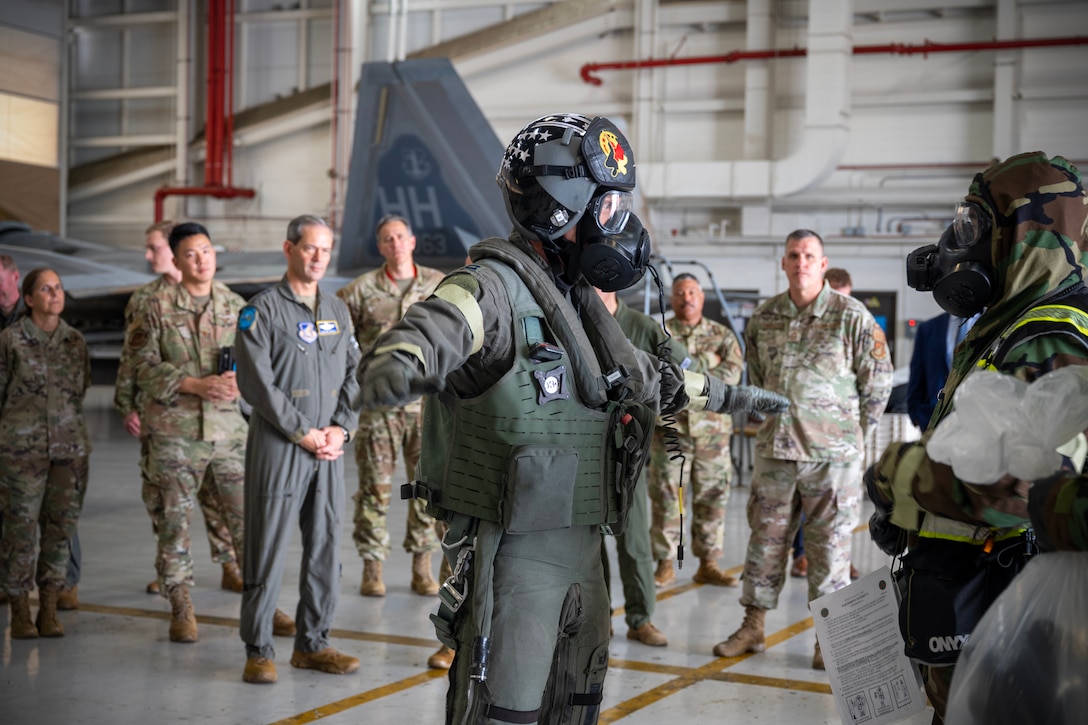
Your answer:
[570,692,605,706]
[483,704,540,724]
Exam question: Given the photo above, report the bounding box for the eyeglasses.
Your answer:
[949,201,992,251]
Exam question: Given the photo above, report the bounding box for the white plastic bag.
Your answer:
[926,367,1088,483]
[946,552,1088,725]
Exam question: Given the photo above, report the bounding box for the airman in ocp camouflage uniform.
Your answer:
[714,229,892,669]
[0,253,23,608]
[115,224,241,596]
[128,222,252,643]
[336,214,447,603]
[0,268,90,638]
[649,274,744,589]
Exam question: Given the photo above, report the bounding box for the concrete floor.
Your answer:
[0,386,934,725]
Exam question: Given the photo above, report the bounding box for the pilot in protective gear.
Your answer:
[354,113,789,724]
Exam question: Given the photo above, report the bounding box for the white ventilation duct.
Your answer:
[640,0,852,202]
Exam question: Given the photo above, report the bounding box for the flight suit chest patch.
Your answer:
[533,364,570,405]
[317,319,340,335]
[298,322,317,344]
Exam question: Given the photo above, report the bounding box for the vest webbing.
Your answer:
[416,245,643,527]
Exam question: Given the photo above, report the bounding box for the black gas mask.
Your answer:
[570,192,649,291]
[906,201,996,317]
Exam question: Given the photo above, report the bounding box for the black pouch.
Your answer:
[604,399,655,536]
[894,534,1029,665]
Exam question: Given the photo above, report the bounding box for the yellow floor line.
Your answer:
[597,616,815,724]
[72,601,443,649]
[708,670,832,695]
[269,669,448,725]
[68,595,822,723]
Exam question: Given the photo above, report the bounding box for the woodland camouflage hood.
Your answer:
[965,152,1088,343]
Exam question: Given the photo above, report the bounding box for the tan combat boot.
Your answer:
[166,584,198,643]
[272,608,297,637]
[36,585,65,637]
[221,561,243,593]
[813,639,825,670]
[713,605,767,657]
[57,584,79,610]
[653,559,675,588]
[627,622,668,647]
[243,656,277,684]
[290,647,360,674]
[427,644,455,670]
[411,552,440,596]
[692,558,739,587]
[360,560,385,597]
[9,592,38,639]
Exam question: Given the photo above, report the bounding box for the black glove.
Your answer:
[865,462,906,556]
[658,361,688,416]
[710,382,790,415]
[356,353,418,409]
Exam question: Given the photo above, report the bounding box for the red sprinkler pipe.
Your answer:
[580,35,1088,85]
[154,186,256,223]
[155,0,255,222]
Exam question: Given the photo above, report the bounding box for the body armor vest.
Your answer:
[416,244,653,532]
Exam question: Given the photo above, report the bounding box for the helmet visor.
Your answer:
[950,201,991,252]
[592,190,633,234]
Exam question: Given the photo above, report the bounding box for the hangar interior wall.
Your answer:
[6,0,1088,366]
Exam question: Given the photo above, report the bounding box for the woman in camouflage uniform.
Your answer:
[0,268,91,638]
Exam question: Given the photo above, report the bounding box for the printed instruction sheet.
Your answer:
[809,567,927,725]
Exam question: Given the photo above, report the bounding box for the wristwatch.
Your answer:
[339,426,351,443]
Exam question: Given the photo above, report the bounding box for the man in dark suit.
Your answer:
[907,312,976,431]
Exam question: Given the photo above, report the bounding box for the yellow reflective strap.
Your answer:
[1006,304,1088,338]
[683,370,707,409]
[889,444,927,532]
[919,512,1027,543]
[372,342,427,369]
[916,530,987,544]
[433,283,485,355]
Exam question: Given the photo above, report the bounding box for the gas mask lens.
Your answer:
[950,201,991,251]
[592,190,632,234]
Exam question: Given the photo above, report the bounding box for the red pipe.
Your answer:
[156,0,255,222]
[155,186,256,223]
[226,0,236,188]
[581,35,1087,84]
[205,0,222,186]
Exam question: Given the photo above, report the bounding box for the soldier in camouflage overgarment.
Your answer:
[869,152,1088,723]
[648,274,744,589]
[0,268,90,638]
[714,229,893,669]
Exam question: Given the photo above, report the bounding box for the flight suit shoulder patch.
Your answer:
[238,306,258,331]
